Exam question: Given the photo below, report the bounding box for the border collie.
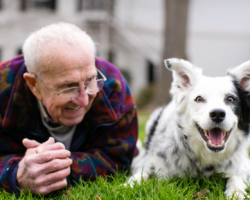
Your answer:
[128,58,250,199]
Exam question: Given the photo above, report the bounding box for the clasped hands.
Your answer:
[17,137,72,195]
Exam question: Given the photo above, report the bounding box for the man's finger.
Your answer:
[36,142,66,154]
[35,167,70,186]
[23,137,55,151]
[40,158,72,174]
[38,178,67,195]
[34,150,71,164]
[22,138,41,149]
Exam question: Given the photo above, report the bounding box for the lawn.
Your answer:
[138,109,151,143]
[0,110,250,199]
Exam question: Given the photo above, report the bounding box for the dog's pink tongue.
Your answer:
[208,128,223,145]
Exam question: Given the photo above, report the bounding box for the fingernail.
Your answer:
[36,148,42,154]
[22,138,28,143]
[65,150,71,157]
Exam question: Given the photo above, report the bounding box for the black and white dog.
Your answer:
[128,58,250,199]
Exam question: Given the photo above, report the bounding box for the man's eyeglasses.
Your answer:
[34,68,107,102]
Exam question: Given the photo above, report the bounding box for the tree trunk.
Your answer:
[157,0,189,105]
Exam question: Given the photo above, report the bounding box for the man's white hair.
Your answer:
[22,22,96,74]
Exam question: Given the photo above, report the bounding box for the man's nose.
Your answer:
[71,88,89,106]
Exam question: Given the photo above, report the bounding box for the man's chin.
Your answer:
[58,116,84,126]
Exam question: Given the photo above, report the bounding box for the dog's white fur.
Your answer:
[128,58,250,199]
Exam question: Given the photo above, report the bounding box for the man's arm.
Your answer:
[17,137,72,195]
[70,105,138,183]
[0,136,72,195]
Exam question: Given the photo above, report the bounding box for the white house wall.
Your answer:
[115,0,250,80]
[188,0,250,76]
[1,0,250,97]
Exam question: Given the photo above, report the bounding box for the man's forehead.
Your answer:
[38,44,95,78]
[41,64,96,80]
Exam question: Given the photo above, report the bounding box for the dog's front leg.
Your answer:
[225,175,248,199]
[124,171,149,187]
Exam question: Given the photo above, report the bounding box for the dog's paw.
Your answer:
[124,176,138,188]
[225,188,248,200]
[122,177,135,188]
[124,173,147,187]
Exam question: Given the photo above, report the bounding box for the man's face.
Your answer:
[36,44,97,126]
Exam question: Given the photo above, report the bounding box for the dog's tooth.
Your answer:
[221,140,225,146]
[208,140,212,145]
[223,131,227,138]
[204,130,208,137]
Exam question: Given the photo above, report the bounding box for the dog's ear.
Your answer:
[164,58,202,90]
[228,61,250,91]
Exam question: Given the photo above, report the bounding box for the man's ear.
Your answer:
[23,73,42,100]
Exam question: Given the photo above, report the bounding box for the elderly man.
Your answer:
[0,22,138,195]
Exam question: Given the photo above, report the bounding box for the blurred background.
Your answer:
[1,0,250,110]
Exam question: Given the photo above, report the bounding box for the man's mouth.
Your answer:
[196,123,231,152]
[65,106,81,112]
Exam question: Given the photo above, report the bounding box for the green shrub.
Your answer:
[119,68,132,85]
[136,84,155,108]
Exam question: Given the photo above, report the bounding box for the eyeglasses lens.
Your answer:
[61,80,104,101]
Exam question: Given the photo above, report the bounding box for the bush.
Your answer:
[119,68,132,85]
[136,84,155,108]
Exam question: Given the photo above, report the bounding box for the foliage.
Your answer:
[119,68,132,85]
[138,109,151,143]
[136,84,156,108]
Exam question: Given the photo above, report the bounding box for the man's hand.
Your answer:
[17,137,72,195]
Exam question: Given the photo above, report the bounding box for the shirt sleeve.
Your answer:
[7,162,20,194]
[0,149,23,193]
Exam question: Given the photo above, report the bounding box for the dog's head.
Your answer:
[165,58,250,154]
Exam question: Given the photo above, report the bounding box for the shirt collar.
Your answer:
[37,100,51,123]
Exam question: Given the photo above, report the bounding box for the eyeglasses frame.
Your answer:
[34,68,107,96]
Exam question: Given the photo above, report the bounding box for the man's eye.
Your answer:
[195,96,204,102]
[66,83,77,88]
[88,76,97,82]
[66,84,73,88]
[86,76,97,83]
[86,78,92,83]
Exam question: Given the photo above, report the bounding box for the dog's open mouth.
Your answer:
[196,124,231,152]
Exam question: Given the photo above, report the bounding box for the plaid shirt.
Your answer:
[0,55,138,193]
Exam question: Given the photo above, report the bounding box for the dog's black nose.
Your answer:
[209,109,226,123]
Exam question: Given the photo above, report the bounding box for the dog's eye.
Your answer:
[227,96,235,102]
[195,96,203,102]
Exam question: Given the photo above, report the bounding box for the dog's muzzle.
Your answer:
[196,123,231,152]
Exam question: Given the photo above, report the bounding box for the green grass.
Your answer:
[1,110,250,199]
[1,172,249,199]
[138,109,151,142]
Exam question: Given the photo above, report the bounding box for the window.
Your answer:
[17,48,22,56]
[20,0,56,11]
[147,60,155,84]
[77,0,104,11]
[20,0,27,11]
[0,48,2,62]
[34,0,56,10]
[108,50,115,64]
